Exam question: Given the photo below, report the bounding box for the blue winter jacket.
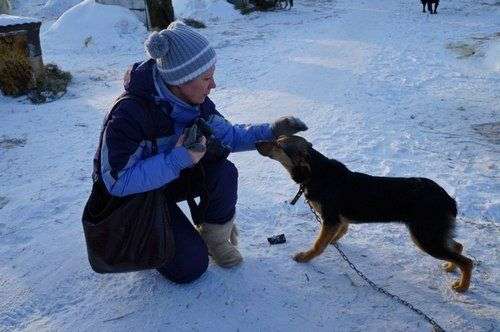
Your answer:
[98,60,273,197]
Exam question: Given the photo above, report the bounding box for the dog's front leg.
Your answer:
[294,223,340,262]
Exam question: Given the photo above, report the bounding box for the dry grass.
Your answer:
[0,33,33,96]
[30,63,72,104]
[0,32,72,103]
[182,18,206,29]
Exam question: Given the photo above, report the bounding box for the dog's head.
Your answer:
[256,135,313,184]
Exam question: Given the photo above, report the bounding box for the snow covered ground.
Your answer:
[1,0,499,331]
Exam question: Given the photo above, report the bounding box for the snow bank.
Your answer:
[43,0,146,53]
[173,0,240,22]
[38,0,83,19]
[0,14,40,26]
[484,40,500,72]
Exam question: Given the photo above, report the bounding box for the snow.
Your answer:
[38,0,83,19]
[485,40,500,72]
[173,0,241,22]
[43,0,147,52]
[0,14,40,26]
[1,0,499,331]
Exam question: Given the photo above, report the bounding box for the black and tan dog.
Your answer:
[256,135,472,292]
[421,0,439,14]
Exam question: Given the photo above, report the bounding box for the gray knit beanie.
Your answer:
[144,21,216,85]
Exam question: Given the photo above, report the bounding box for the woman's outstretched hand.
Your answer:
[271,116,308,138]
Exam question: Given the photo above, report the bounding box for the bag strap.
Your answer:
[185,164,209,225]
[93,94,158,183]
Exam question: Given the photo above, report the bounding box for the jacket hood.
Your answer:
[123,59,157,100]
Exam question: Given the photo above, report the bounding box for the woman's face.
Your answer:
[172,66,216,105]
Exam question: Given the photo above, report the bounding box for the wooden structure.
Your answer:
[0,16,43,96]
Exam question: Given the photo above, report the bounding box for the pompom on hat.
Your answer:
[144,21,216,85]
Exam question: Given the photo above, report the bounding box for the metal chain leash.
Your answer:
[304,198,445,332]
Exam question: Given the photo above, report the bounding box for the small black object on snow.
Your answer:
[267,233,286,245]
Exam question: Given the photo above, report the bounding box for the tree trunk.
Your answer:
[146,0,175,31]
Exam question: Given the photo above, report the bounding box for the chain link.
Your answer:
[304,199,445,332]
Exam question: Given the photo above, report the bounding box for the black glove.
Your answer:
[183,123,206,153]
[271,116,308,138]
[188,118,231,162]
[194,118,214,137]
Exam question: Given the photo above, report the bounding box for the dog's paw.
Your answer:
[293,251,310,263]
[442,262,456,273]
[452,280,468,293]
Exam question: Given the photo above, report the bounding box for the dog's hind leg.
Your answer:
[330,222,349,244]
[433,1,439,14]
[427,1,433,13]
[294,222,341,263]
[421,0,427,12]
[409,224,473,292]
[442,240,462,272]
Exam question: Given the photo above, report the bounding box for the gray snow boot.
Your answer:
[198,218,243,268]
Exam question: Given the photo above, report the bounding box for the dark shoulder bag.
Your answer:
[81,95,175,273]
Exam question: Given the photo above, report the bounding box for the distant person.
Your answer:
[93,21,307,283]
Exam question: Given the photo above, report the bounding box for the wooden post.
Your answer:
[145,0,174,31]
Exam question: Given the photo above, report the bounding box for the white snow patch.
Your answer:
[173,0,240,22]
[0,14,40,26]
[43,0,146,53]
[38,0,83,19]
[484,40,500,72]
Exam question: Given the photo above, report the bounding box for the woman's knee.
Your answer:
[157,243,209,284]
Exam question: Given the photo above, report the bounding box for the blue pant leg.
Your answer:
[202,159,239,224]
[157,202,209,284]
